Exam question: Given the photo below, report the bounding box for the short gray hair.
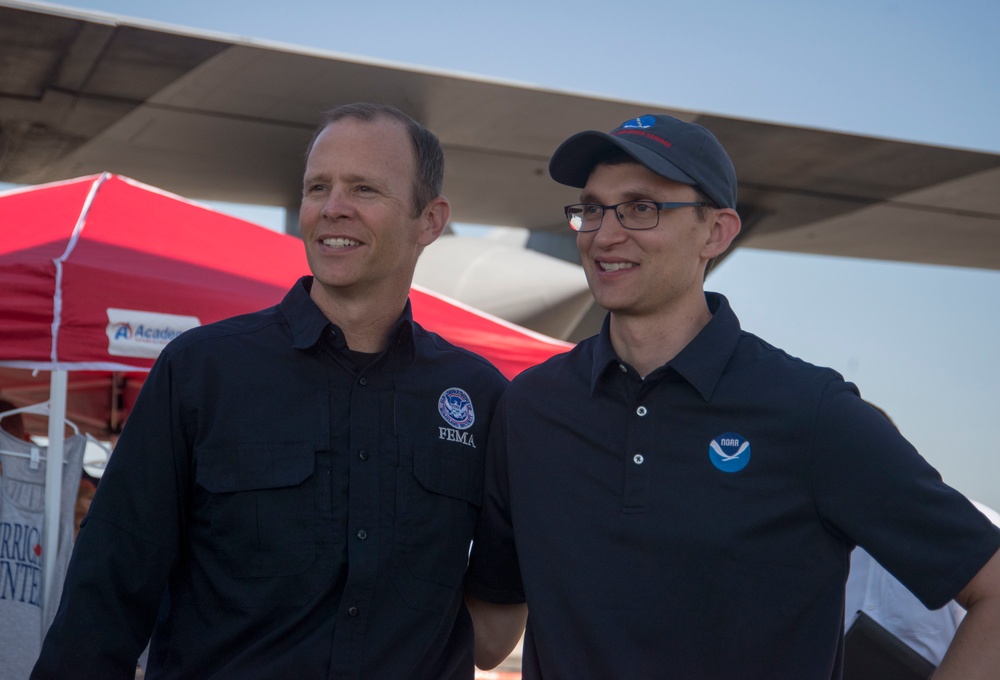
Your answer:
[306,103,445,218]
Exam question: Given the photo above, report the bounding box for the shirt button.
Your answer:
[356,529,368,540]
[358,450,369,461]
[633,454,645,465]
[636,405,648,416]
[619,363,628,373]
[358,377,367,386]
[348,606,359,617]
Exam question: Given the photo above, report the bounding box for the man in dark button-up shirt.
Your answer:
[465,114,1000,679]
[33,103,507,680]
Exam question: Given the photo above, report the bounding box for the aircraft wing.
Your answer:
[2,0,999,270]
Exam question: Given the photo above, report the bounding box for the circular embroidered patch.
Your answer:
[708,432,751,473]
[438,387,475,430]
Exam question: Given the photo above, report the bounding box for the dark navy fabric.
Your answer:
[468,292,1000,680]
[34,277,507,680]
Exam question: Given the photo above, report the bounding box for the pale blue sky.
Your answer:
[19,0,1000,509]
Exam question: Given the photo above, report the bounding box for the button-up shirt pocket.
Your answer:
[195,442,330,607]
[391,445,483,614]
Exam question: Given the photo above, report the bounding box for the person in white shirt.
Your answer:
[845,504,998,666]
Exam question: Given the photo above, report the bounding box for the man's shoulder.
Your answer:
[705,292,842,384]
[410,323,509,384]
[162,304,285,357]
[721,330,859,416]
[507,337,591,391]
[732,329,842,383]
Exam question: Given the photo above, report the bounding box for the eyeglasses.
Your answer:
[565,200,713,232]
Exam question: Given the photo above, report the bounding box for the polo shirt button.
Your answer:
[633,454,645,465]
[618,363,627,373]
[358,377,367,386]
[357,529,368,540]
[358,450,369,461]
[348,606,359,617]
[636,406,648,416]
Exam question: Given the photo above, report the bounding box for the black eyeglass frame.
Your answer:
[564,200,715,232]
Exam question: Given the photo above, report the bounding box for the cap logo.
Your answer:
[438,387,475,430]
[619,115,657,130]
[613,128,673,150]
[613,116,672,149]
[708,433,751,473]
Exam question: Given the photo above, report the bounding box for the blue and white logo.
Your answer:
[438,388,475,430]
[708,432,751,473]
[620,115,657,130]
[106,308,200,359]
[111,323,133,340]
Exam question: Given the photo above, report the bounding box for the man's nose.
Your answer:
[320,187,354,219]
[592,207,628,243]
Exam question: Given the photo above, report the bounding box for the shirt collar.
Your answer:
[591,314,623,390]
[590,292,742,401]
[280,276,416,354]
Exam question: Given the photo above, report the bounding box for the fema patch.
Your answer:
[620,115,657,130]
[438,388,475,430]
[708,432,751,473]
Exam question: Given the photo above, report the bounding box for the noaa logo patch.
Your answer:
[620,115,657,130]
[438,388,475,430]
[708,432,751,473]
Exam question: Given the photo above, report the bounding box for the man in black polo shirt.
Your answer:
[33,103,508,679]
[466,114,1000,679]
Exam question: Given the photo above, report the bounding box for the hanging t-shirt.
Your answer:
[0,429,85,680]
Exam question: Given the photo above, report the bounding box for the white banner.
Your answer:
[106,308,201,358]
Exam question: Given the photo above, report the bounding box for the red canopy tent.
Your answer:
[0,172,572,424]
[0,172,572,605]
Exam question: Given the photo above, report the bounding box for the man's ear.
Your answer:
[417,196,451,247]
[702,208,741,260]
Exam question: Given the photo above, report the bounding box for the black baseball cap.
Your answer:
[548,114,737,210]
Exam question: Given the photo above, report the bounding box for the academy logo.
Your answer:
[438,388,475,430]
[106,308,200,358]
[110,322,133,340]
[708,432,751,473]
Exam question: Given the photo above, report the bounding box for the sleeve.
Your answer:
[811,380,1000,609]
[466,394,526,604]
[31,351,192,679]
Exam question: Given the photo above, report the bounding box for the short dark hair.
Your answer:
[306,103,444,218]
[593,148,717,222]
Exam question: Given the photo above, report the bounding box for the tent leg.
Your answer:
[43,369,68,636]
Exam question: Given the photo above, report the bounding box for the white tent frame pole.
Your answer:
[43,368,68,633]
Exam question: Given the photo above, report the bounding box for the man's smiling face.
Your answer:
[299,116,433,309]
[576,162,716,320]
